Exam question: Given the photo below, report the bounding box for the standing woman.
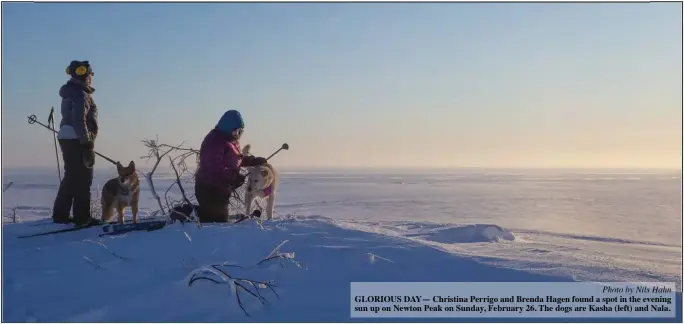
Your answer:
[51,60,100,226]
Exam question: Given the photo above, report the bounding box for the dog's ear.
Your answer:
[128,160,135,170]
[116,161,123,171]
[242,144,251,156]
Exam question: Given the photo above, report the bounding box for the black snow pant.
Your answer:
[194,180,231,223]
[52,139,94,225]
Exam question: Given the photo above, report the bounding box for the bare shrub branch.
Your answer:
[186,240,303,316]
[140,136,258,223]
[137,137,204,221]
[257,239,305,269]
[141,136,178,216]
[168,156,192,206]
[187,263,279,316]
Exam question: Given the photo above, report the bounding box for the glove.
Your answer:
[243,156,268,167]
[81,142,95,169]
[230,173,246,188]
[81,139,94,150]
[252,157,267,166]
[79,134,92,145]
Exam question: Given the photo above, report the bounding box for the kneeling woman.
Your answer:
[194,110,267,222]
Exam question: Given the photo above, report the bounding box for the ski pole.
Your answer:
[3,181,14,193]
[241,143,290,165]
[48,108,62,182]
[27,114,118,165]
[266,143,289,161]
[232,143,289,192]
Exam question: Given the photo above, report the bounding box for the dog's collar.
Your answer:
[263,184,273,197]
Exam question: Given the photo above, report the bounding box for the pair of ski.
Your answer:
[17,219,168,239]
[18,209,263,239]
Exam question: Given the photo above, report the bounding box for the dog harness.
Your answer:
[263,184,273,197]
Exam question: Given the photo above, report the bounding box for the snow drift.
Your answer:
[4,214,681,322]
[3,168,681,322]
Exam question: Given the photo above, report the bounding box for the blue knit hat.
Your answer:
[216,110,244,134]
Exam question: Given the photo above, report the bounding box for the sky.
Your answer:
[1,2,681,170]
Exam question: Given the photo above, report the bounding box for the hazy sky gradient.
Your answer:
[2,2,681,169]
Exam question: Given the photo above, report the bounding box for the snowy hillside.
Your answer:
[2,168,682,322]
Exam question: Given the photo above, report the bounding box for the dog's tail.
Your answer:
[242,144,251,156]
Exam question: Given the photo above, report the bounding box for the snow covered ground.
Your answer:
[2,167,682,322]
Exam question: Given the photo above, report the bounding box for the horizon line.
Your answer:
[2,165,682,172]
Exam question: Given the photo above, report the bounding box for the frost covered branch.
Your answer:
[186,240,303,316]
[169,156,192,206]
[160,142,200,184]
[187,264,279,316]
[140,137,200,218]
[257,239,305,269]
[367,252,394,264]
[83,256,103,270]
[82,239,131,261]
[141,137,179,215]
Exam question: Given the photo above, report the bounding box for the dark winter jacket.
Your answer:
[57,78,98,143]
[195,129,244,194]
[194,128,265,194]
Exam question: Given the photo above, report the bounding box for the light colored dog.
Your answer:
[242,145,278,220]
[101,161,140,224]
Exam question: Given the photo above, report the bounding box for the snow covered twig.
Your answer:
[187,264,279,316]
[168,156,193,207]
[82,239,131,261]
[141,137,177,216]
[186,240,304,316]
[83,256,103,270]
[140,137,200,219]
[367,252,395,264]
[257,240,305,269]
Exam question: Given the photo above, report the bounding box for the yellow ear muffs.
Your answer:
[75,65,88,76]
[66,64,89,76]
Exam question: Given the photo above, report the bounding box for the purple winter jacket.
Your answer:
[195,129,243,193]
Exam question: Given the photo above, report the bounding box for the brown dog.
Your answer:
[101,161,140,224]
